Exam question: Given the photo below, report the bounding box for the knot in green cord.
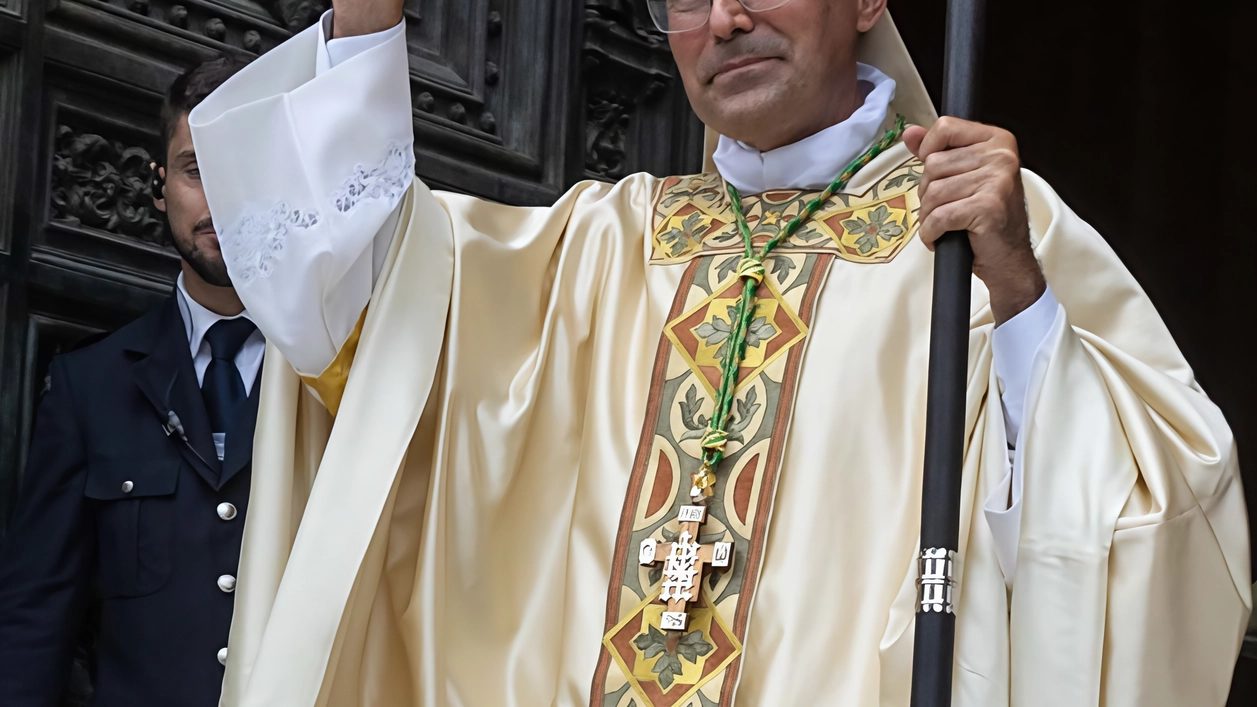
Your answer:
[698,114,906,496]
[736,258,766,285]
[700,428,729,452]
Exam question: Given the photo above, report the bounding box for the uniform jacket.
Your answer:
[0,293,259,707]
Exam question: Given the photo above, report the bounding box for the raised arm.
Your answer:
[329,0,403,38]
[189,0,411,384]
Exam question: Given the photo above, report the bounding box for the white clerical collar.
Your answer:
[176,272,255,361]
[712,62,896,194]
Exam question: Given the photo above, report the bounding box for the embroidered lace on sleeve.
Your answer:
[331,141,415,214]
[222,203,320,285]
[222,142,414,286]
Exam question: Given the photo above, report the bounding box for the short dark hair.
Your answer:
[159,56,248,157]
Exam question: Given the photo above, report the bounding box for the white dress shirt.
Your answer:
[175,273,266,459]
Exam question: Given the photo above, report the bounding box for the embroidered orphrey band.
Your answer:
[591,160,921,707]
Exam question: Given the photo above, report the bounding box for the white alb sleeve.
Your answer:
[993,286,1060,443]
[984,286,1064,579]
[321,11,402,69]
[189,14,412,376]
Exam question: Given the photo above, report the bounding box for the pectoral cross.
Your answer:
[638,504,733,631]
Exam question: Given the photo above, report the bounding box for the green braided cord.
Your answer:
[698,115,908,476]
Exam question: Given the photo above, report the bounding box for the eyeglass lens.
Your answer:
[645,0,798,34]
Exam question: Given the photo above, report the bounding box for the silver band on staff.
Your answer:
[916,548,957,615]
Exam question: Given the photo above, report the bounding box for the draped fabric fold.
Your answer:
[195,15,1248,707]
[215,161,1248,706]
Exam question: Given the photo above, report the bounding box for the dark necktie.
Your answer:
[202,318,257,436]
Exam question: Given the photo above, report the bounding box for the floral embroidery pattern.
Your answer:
[657,212,712,259]
[677,384,710,444]
[660,176,722,210]
[222,203,319,284]
[597,252,832,707]
[331,140,415,214]
[632,625,714,690]
[841,204,905,255]
[694,305,777,361]
[883,164,922,190]
[650,157,923,266]
[677,383,760,450]
[222,142,415,285]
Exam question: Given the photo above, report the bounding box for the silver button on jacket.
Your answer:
[217,647,228,665]
[217,575,236,593]
[217,502,237,520]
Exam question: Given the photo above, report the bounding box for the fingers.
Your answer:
[917,144,989,196]
[907,119,1025,257]
[917,195,983,251]
[915,117,1004,161]
[903,125,929,158]
[918,172,982,227]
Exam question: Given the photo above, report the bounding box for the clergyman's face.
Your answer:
[668,0,887,151]
[154,113,231,287]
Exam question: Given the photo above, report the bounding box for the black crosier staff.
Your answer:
[910,1,987,706]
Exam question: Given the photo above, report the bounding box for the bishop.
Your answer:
[190,0,1250,705]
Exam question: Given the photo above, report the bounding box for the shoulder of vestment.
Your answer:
[649,155,924,266]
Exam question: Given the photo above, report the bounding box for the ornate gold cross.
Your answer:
[638,504,733,631]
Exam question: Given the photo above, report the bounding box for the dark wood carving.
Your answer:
[50,124,166,245]
[583,0,675,179]
[262,0,327,34]
[36,91,180,295]
[1,16,700,707]
[2,0,701,532]
[47,0,297,68]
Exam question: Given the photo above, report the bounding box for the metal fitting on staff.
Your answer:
[916,548,956,615]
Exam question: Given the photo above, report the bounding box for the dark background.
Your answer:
[0,0,1251,703]
[889,0,1257,701]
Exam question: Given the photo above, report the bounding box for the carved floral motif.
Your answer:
[50,125,166,245]
[585,0,664,44]
[583,0,674,178]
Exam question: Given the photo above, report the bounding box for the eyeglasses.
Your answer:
[646,0,800,34]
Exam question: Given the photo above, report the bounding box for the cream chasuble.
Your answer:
[191,13,1250,707]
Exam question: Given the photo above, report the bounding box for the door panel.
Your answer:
[0,0,703,534]
[0,2,702,704]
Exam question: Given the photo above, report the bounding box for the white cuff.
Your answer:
[191,16,414,376]
[992,286,1059,443]
[318,10,406,75]
[984,298,1067,581]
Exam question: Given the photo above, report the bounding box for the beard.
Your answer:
[172,218,233,287]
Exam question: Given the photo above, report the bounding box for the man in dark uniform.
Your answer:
[0,57,261,707]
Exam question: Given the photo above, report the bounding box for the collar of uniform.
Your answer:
[711,62,897,195]
[175,272,256,363]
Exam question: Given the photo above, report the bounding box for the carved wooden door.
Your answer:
[0,0,702,526]
[0,3,700,698]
